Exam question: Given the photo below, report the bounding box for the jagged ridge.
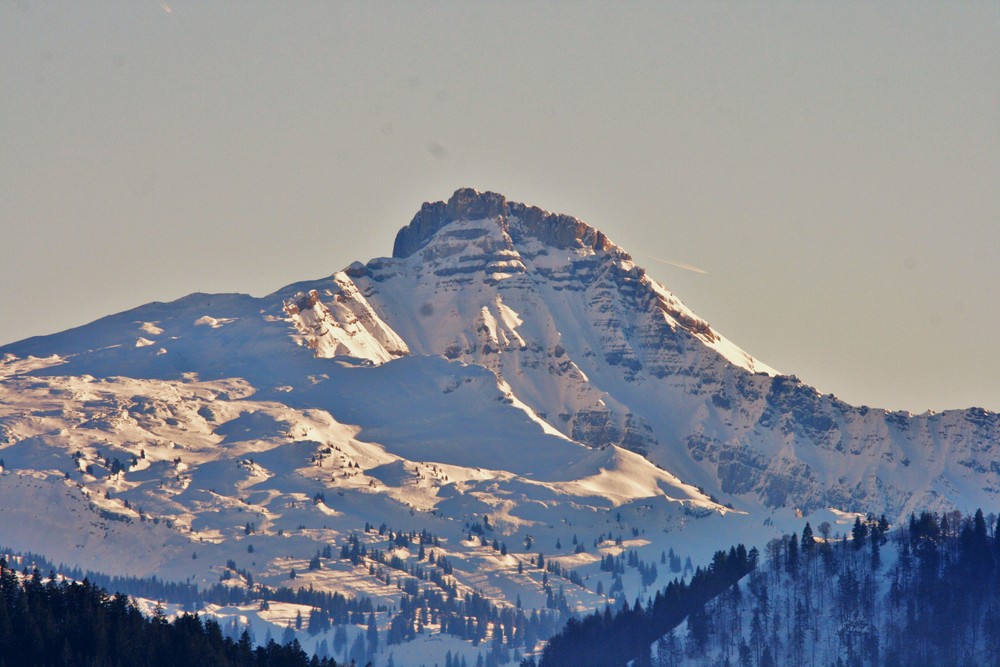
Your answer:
[392,188,613,260]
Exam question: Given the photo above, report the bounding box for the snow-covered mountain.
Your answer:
[286,187,1000,520]
[1,188,998,664]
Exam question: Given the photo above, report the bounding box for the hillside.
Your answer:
[636,510,1000,667]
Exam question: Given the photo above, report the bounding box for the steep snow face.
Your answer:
[283,272,409,363]
[340,189,775,464]
[385,188,775,379]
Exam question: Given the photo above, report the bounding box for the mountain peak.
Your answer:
[392,188,507,258]
[392,188,614,259]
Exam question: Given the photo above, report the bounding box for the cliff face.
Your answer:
[343,190,767,464]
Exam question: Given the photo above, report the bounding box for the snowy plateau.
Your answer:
[1,188,999,665]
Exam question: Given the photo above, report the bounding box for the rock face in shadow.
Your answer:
[393,188,509,258]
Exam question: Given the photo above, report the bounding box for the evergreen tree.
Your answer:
[801,522,815,552]
[852,516,868,550]
[786,533,799,576]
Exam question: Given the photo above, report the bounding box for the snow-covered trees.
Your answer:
[634,510,1000,666]
[540,545,755,666]
[0,560,339,666]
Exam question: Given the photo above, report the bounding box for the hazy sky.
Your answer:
[2,2,998,413]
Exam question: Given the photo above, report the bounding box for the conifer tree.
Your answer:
[801,522,815,552]
[851,516,868,550]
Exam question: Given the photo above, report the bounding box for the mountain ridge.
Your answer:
[4,188,999,521]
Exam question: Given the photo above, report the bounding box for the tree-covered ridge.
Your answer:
[537,545,757,667]
[0,559,342,667]
[636,509,1000,667]
[0,544,381,622]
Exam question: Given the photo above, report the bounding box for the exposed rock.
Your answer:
[392,188,614,259]
[392,188,509,258]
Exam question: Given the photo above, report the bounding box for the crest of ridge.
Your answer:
[392,187,614,259]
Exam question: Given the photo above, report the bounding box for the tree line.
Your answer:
[0,559,346,667]
[538,544,756,667]
[634,509,1000,667]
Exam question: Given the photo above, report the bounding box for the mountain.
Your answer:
[1,188,998,664]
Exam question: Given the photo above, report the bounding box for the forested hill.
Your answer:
[635,510,1000,667]
[0,559,341,667]
[538,545,756,666]
[536,510,1000,667]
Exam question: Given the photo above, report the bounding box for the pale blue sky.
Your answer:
[2,2,998,413]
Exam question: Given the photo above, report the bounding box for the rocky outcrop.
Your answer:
[392,188,616,259]
[283,273,409,364]
[508,202,613,253]
[392,188,509,258]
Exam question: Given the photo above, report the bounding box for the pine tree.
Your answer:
[852,516,868,550]
[801,522,815,552]
[871,531,881,570]
[787,533,799,576]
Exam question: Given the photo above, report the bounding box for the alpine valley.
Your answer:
[1,189,998,666]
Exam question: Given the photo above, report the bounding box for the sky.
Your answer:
[1,2,998,414]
